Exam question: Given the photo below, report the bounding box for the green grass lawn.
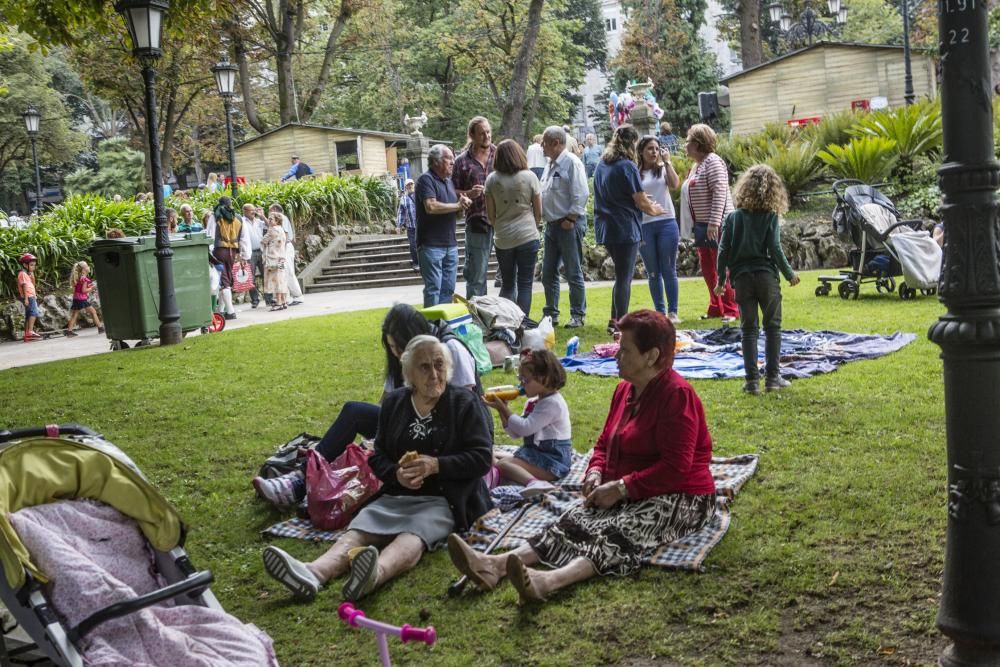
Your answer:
[0,272,949,665]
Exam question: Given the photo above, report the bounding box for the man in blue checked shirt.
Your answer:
[280,156,314,182]
[397,179,419,270]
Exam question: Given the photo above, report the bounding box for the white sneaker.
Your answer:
[253,470,305,506]
[668,312,683,324]
[519,479,555,499]
[263,546,320,600]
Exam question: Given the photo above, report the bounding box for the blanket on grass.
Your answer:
[561,328,916,379]
[263,446,758,571]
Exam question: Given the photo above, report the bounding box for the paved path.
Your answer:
[0,280,617,371]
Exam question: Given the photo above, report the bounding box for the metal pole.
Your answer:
[930,0,1000,660]
[29,134,42,214]
[223,96,238,198]
[141,62,182,346]
[901,0,915,105]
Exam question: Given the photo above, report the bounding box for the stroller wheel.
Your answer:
[876,276,896,294]
[838,281,859,300]
[815,284,831,297]
[899,282,912,300]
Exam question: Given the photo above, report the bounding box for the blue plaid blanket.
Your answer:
[262,446,757,571]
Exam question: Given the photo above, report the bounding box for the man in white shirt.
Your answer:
[526,134,546,179]
[539,126,590,329]
[242,203,268,308]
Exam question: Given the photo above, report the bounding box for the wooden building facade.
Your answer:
[234,123,426,182]
[720,42,937,135]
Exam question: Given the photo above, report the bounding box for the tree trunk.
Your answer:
[737,0,763,69]
[301,0,353,120]
[499,0,545,145]
[276,0,296,125]
[191,125,205,186]
[234,36,267,133]
[523,62,546,139]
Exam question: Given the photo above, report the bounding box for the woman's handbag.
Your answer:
[232,261,254,292]
[305,444,382,530]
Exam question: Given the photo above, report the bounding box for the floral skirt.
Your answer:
[528,492,716,577]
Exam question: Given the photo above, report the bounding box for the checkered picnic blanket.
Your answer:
[262,446,758,570]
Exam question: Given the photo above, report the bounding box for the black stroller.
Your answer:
[815,179,939,300]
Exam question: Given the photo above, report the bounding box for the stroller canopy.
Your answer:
[0,437,183,590]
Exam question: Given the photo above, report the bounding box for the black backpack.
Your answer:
[257,432,319,479]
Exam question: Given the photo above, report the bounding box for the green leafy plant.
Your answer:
[764,141,826,198]
[817,136,899,183]
[848,100,942,171]
[799,109,863,154]
[63,138,147,198]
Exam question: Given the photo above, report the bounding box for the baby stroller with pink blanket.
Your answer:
[0,424,278,666]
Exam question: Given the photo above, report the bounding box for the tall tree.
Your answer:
[230,0,360,130]
[0,33,87,211]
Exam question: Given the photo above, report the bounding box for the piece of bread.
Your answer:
[399,450,420,465]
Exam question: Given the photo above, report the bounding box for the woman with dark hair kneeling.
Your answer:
[448,310,716,603]
[263,336,492,602]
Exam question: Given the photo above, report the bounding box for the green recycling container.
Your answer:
[89,232,212,342]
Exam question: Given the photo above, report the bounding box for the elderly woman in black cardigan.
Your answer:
[262,335,493,602]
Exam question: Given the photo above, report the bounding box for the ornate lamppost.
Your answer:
[768,0,847,50]
[930,0,1000,661]
[22,106,43,214]
[115,0,182,346]
[211,56,239,197]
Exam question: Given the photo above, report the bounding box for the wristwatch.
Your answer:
[616,479,627,499]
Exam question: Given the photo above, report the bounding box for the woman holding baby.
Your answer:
[262,335,493,602]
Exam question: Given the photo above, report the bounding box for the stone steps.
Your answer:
[304,226,496,293]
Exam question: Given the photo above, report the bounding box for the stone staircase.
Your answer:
[306,227,498,293]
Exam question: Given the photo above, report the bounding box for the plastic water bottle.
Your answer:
[566,336,580,357]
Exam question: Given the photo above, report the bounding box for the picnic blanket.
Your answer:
[561,328,917,379]
[262,446,758,571]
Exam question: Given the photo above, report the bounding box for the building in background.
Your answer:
[572,0,739,140]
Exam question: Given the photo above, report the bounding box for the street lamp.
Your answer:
[768,0,847,51]
[211,56,239,197]
[900,0,915,105]
[115,0,182,346]
[931,0,1000,658]
[22,106,42,215]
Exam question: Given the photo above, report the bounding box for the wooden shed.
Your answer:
[720,42,937,135]
[234,123,435,182]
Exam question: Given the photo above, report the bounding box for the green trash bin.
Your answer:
[89,232,213,344]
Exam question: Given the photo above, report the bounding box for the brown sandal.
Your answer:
[447,534,501,591]
[505,554,546,604]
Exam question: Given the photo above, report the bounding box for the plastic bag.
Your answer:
[453,322,493,375]
[305,444,381,530]
[537,316,556,350]
[232,261,254,293]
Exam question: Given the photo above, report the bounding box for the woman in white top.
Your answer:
[637,135,682,322]
[485,139,542,316]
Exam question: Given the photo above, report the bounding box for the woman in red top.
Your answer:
[448,310,716,603]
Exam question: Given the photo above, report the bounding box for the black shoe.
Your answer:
[224,313,237,321]
[564,317,585,329]
[65,330,79,337]
[743,381,761,395]
[607,320,619,336]
[765,377,791,392]
[494,278,502,288]
[251,302,260,309]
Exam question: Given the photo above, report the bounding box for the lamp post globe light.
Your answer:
[211,57,240,198]
[115,0,182,346]
[768,0,847,51]
[22,106,43,215]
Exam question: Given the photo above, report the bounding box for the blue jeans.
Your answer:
[418,245,459,307]
[463,229,493,299]
[495,239,540,316]
[542,224,587,322]
[606,242,639,322]
[405,227,418,267]
[317,401,381,461]
[639,219,680,315]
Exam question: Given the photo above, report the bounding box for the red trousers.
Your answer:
[697,246,739,318]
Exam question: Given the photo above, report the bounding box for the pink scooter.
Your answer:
[337,602,437,667]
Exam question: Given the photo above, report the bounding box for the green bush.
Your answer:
[764,141,825,198]
[1,176,398,300]
[848,100,942,171]
[63,138,147,198]
[817,136,899,183]
[799,110,862,153]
